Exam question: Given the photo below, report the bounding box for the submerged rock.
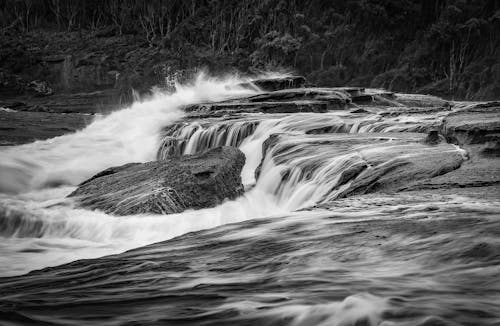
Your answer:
[69,147,245,215]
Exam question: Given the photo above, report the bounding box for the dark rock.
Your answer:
[5,101,26,109]
[394,93,450,108]
[69,147,246,215]
[481,134,500,157]
[423,130,441,145]
[184,87,351,115]
[247,88,350,105]
[331,87,365,96]
[239,76,306,91]
[184,100,329,114]
[442,102,500,145]
[350,94,374,103]
[350,108,370,114]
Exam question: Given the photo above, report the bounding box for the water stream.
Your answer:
[0,73,499,325]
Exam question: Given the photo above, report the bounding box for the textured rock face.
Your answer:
[69,147,245,215]
[442,102,500,145]
[238,76,306,91]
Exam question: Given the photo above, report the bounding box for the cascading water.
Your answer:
[157,110,462,208]
[1,72,499,326]
[0,73,274,276]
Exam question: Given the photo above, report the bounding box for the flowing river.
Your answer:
[0,73,499,326]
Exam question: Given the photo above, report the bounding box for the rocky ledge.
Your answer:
[182,83,450,118]
[69,146,245,215]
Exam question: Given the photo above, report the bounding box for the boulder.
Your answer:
[69,147,245,215]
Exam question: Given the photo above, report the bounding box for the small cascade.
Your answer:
[157,119,260,159]
[254,133,465,210]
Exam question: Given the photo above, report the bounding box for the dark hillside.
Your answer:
[1,0,499,107]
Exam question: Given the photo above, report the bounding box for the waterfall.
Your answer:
[157,119,260,159]
[0,72,465,276]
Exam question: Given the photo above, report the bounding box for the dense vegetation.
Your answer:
[1,0,499,99]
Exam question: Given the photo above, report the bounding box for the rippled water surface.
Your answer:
[1,190,499,325]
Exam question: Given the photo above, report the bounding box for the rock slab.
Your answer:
[69,147,245,215]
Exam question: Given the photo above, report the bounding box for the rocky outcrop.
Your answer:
[183,87,352,116]
[441,102,500,145]
[238,76,306,91]
[69,147,245,215]
[184,100,329,115]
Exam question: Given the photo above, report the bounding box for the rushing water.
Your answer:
[0,73,268,276]
[0,73,499,325]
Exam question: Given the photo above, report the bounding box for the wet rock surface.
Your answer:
[441,102,500,145]
[237,75,306,91]
[154,76,500,214]
[69,146,245,215]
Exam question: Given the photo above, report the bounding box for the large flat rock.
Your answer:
[69,146,245,215]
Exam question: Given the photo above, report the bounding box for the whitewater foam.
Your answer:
[0,73,257,194]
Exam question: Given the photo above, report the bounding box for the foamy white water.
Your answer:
[0,72,268,276]
[0,73,259,194]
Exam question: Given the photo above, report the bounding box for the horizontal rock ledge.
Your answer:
[237,75,306,91]
[69,146,245,216]
[184,100,330,114]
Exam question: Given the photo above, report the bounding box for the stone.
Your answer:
[69,147,246,216]
[481,134,500,157]
[238,75,306,91]
[26,80,53,96]
[184,100,329,114]
[441,102,500,145]
[423,130,441,145]
[246,87,350,105]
